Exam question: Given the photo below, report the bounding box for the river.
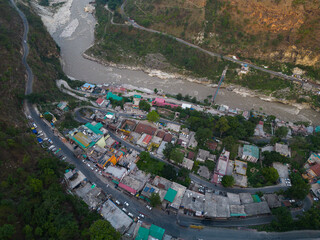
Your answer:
[49,0,320,125]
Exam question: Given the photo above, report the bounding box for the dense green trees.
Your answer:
[150,193,162,207]
[89,220,121,240]
[195,127,212,147]
[286,173,310,200]
[262,167,279,184]
[139,100,151,112]
[275,126,289,138]
[147,110,160,122]
[215,117,230,137]
[170,148,184,164]
[262,151,290,166]
[221,175,234,187]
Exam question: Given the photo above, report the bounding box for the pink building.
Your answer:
[212,150,230,184]
[152,98,179,108]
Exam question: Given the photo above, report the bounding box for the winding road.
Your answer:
[119,0,319,88]
[10,0,320,238]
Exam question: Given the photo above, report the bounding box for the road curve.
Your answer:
[11,0,319,238]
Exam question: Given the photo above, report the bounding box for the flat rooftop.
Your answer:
[170,182,187,210]
[244,202,271,216]
[227,192,241,205]
[181,190,205,214]
[100,200,133,234]
[204,193,230,218]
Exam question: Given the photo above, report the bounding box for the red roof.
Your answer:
[156,131,165,138]
[143,134,152,144]
[163,133,172,142]
[96,98,104,105]
[135,123,157,135]
[310,163,320,176]
[118,182,137,194]
[259,121,264,125]
[187,151,195,160]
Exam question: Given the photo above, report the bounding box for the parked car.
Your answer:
[122,208,127,213]
[146,205,152,210]
[124,201,129,207]
[139,213,145,218]
[128,213,134,218]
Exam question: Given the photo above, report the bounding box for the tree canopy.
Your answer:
[170,148,184,164]
[286,173,310,200]
[150,193,161,207]
[221,175,234,187]
[89,220,121,240]
[275,126,288,138]
[139,100,151,112]
[262,151,290,166]
[215,117,230,137]
[262,167,279,184]
[146,110,160,122]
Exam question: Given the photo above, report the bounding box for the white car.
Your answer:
[124,201,129,207]
[122,208,127,213]
[146,205,152,210]
[115,200,121,205]
[139,213,145,218]
[32,123,38,128]
[128,213,134,218]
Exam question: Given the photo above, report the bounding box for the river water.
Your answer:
[51,0,320,125]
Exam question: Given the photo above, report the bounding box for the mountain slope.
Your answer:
[125,0,320,73]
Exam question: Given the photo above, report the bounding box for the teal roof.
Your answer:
[230,213,247,217]
[243,145,259,159]
[106,92,123,101]
[85,122,103,135]
[134,94,142,99]
[72,136,87,149]
[252,194,261,203]
[164,188,177,203]
[135,227,149,240]
[149,224,165,240]
[315,126,320,133]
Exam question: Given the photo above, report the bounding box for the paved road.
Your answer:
[13,0,320,238]
[119,0,319,89]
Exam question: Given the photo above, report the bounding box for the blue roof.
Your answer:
[243,145,259,159]
[37,138,43,143]
[82,83,95,88]
[144,187,149,192]
[32,129,37,134]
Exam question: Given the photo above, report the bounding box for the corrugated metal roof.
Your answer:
[149,224,165,240]
[73,132,91,148]
[164,188,177,203]
[243,145,259,159]
[118,182,137,195]
[135,227,149,240]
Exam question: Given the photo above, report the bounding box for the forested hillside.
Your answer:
[0,1,119,239]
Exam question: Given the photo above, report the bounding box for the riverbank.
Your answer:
[29,0,320,125]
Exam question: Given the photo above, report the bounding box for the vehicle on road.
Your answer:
[115,200,121,205]
[48,145,55,150]
[124,201,129,207]
[146,205,152,210]
[122,208,127,213]
[32,123,37,128]
[128,212,134,218]
[139,213,145,218]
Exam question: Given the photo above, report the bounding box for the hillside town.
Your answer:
[28,81,320,239]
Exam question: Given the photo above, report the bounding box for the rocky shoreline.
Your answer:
[82,52,316,112]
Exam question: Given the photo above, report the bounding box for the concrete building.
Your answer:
[181,190,205,216]
[264,194,281,208]
[74,182,105,210]
[197,149,210,162]
[204,193,230,219]
[275,143,291,157]
[141,183,161,200]
[166,123,181,133]
[232,173,248,188]
[234,160,247,175]
[244,202,271,216]
[239,193,253,204]
[227,192,241,205]
[230,204,246,217]
[121,170,150,193]
[197,166,210,179]
[100,200,133,234]
[157,141,167,157]
[212,150,230,184]
[181,158,194,170]
[66,170,86,189]
[169,182,187,210]
[104,165,127,181]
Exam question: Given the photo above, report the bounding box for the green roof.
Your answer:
[243,145,259,159]
[164,188,177,203]
[106,92,123,101]
[85,122,103,135]
[252,194,261,203]
[315,126,320,133]
[149,224,165,240]
[135,227,149,240]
